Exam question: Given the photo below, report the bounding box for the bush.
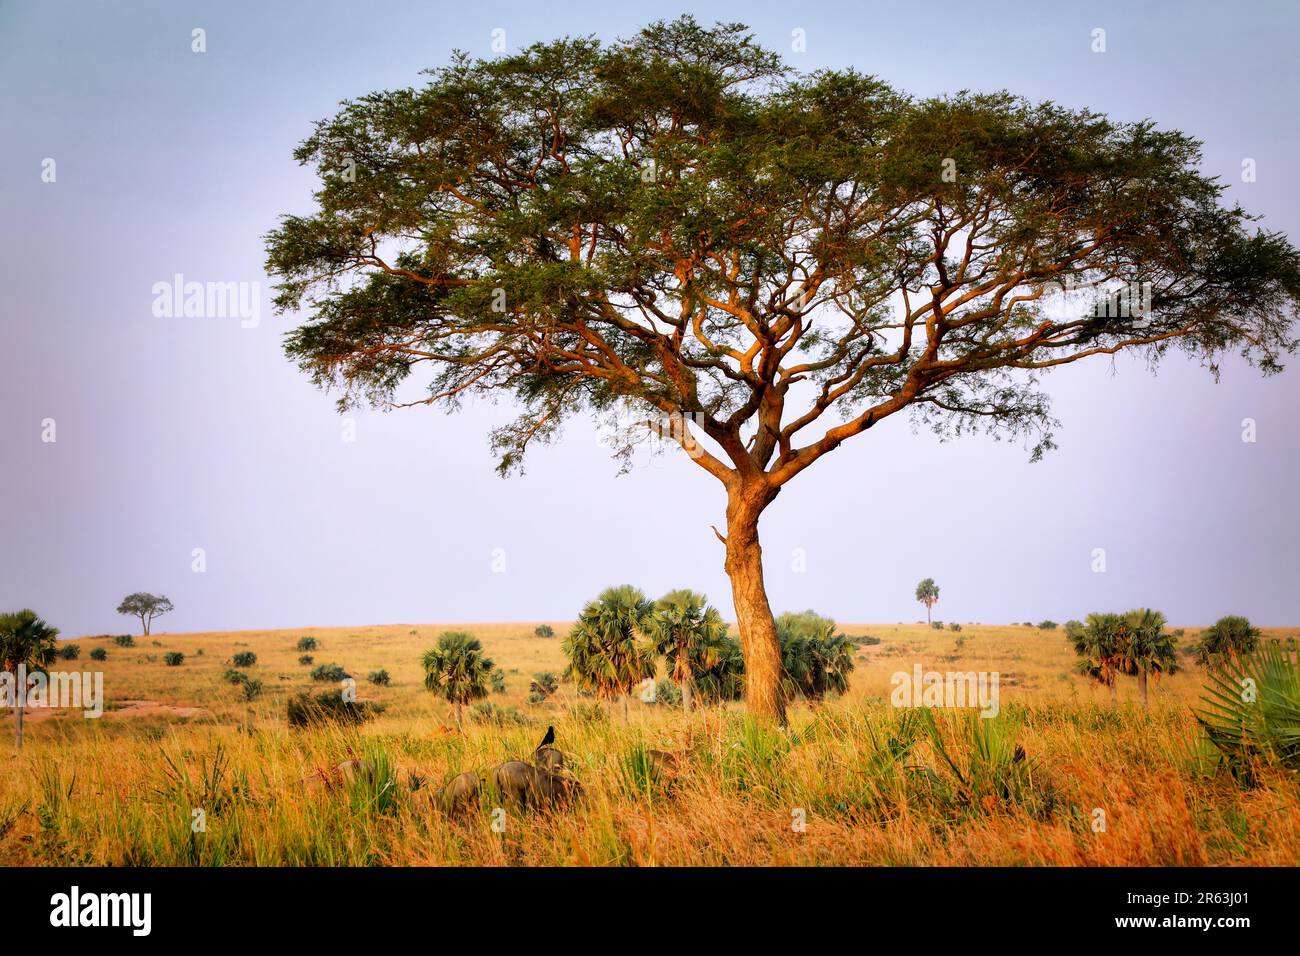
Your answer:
[489,669,506,693]
[232,651,257,667]
[529,672,558,699]
[240,678,264,701]
[1195,615,1261,668]
[652,677,682,706]
[310,662,349,682]
[286,690,377,728]
[113,634,135,647]
[1037,620,1058,631]
[298,654,314,665]
[296,636,318,652]
[931,620,945,630]
[852,634,882,646]
[89,647,108,662]
[367,669,391,686]
[534,624,555,638]
[468,701,528,726]
[163,652,184,666]
[57,643,81,660]
[949,623,962,632]
[223,668,246,684]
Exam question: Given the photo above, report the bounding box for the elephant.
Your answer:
[492,760,581,810]
[438,770,482,815]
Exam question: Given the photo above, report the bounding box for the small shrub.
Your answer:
[232,651,257,668]
[367,669,391,686]
[930,620,945,630]
[534,624,555,638]
[286,690,377,728]
[223,668,246,685]
[529,672,558,699]
[1037,620,1058,631]
[949,623,962,632]
[163,652,185,666]
[489,669,506,693]
[296,636,318,652]
[114,634,135,647]
[652,677,682,706]
[853,635,882,646]
[298,654,314,665]
[240,678,264,701]
[89,647,108,662]
[57,644,81,661]
[469,701,528,726]
[310,662,349,682]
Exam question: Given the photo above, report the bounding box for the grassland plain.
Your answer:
[2,622,1297,866]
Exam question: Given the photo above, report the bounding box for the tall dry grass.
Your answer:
[1,622,1296,865]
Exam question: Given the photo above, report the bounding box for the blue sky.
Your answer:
[2,0,1298,635]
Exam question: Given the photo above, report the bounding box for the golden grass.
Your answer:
[1,622,1297,866]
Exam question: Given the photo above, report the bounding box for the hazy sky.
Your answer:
[3,0,1298,637]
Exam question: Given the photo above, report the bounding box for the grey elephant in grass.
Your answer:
[437,725,580,814]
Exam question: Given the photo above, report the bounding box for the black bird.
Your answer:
[538,725,555,749]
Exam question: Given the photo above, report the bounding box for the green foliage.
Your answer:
[240,678,264,701]
[1196,642,1300,775]
[646,589,730,708]
[286,690,377,728]
[533,625,555,638]
[916,579,940,614]
[298,654,314,665]
[310,662,349,682]
[489,669,506,693]
[948,623,962,633]
[652,677,682,706]
[57,643,80,661]
[367,669,391,686]
[1195,616,1261,669]
[232,651,257,668]
[113,634,135,648]
[163,652,185,667]
[776,610,855,701]
[1066,613,1125,692]
[296,636,318,651]
[563,586,657,704]
[222,668,246,685]
[930,620,945,630]
[0,610,59,686]
[469,701,529,726]
[422,631,494,712]
[1037,620,1058,631]
[89,647,108,662]
[116,592,173,630]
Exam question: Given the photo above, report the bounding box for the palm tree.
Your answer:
[1117,608,1178,708]
[421,631,494,729]
[646,589,729,713]
[1195,615,1261,669]
[1066,613,1125,706]
[562,585,656,721]
[776,610,856,702]
[0,609,59,749]
[915,578,940,625]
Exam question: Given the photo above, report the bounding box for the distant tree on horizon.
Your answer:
[1117,608,1178,708]
[116,592,173,637]
[915,579,941,625]
[1195,615,1261,669]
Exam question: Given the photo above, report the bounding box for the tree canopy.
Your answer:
[266,15,1300,722]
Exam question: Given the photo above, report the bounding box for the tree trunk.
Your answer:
[678,646,693,714]
[723,482,786,725]
[926,604,932,625]
[141,615,150,637]
[1138,670,1148,708]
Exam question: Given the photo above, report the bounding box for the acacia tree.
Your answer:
[116,592,173,637]
[266,17,1300,723]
